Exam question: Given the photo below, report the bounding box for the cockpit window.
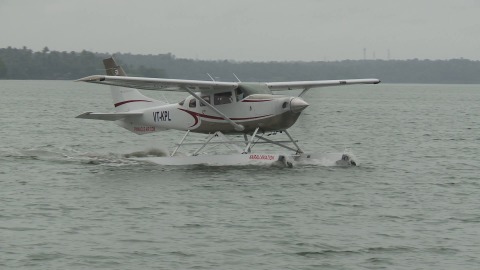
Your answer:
[237,83,273,97]
[214,91,233,105]
[189,99,196,108]
[179,99,185,106]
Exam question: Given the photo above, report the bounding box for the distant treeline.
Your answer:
[1,46,480,83]
[0,47,166,80]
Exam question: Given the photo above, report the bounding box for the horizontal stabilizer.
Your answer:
[76,112,143,121]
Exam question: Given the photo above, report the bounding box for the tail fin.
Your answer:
[103,57,128,76]
[103,57,165,112]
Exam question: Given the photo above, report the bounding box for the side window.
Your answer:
[235,88,244,102]
[214,91,233,105]
[200,95,210,106]
[189,99,196,108]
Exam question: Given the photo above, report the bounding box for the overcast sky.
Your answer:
[1,0,479,61]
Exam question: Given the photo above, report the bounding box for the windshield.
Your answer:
[237,83,272,97]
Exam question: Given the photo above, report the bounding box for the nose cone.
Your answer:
[290,97,309,113]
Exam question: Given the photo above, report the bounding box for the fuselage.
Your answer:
[117,92,308,134]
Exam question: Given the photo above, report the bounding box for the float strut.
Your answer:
[243,127,260,154]
[284,130,304,154]
[171,130,190,157]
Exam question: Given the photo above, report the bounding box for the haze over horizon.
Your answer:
[1,0,479,62]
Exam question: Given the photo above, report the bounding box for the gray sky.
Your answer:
[1,0,479,61]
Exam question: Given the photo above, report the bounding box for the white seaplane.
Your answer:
[76,57,380,167]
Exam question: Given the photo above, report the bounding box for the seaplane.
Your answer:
[75,57,380,167]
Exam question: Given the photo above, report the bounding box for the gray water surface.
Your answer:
[1,81,479,269]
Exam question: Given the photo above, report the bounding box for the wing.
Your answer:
[76,75,238,93]
[266,78,380,91]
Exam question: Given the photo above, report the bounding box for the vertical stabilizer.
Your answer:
[103,57,128,76]
[103,57,164,112]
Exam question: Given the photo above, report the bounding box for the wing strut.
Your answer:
[298,88,310,97]
[182,87,245,132]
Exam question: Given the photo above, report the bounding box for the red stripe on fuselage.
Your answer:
[178,108,272,128]
[114,100,152,107]
[241,99,272,103]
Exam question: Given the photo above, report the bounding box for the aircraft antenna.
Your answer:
[206,73,215,82]
[233,73,242,82]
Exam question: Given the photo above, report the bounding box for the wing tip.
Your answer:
[75,75,105,82]
[75,112,93,119]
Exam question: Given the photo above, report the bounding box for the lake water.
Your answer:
[1,81,479,269]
